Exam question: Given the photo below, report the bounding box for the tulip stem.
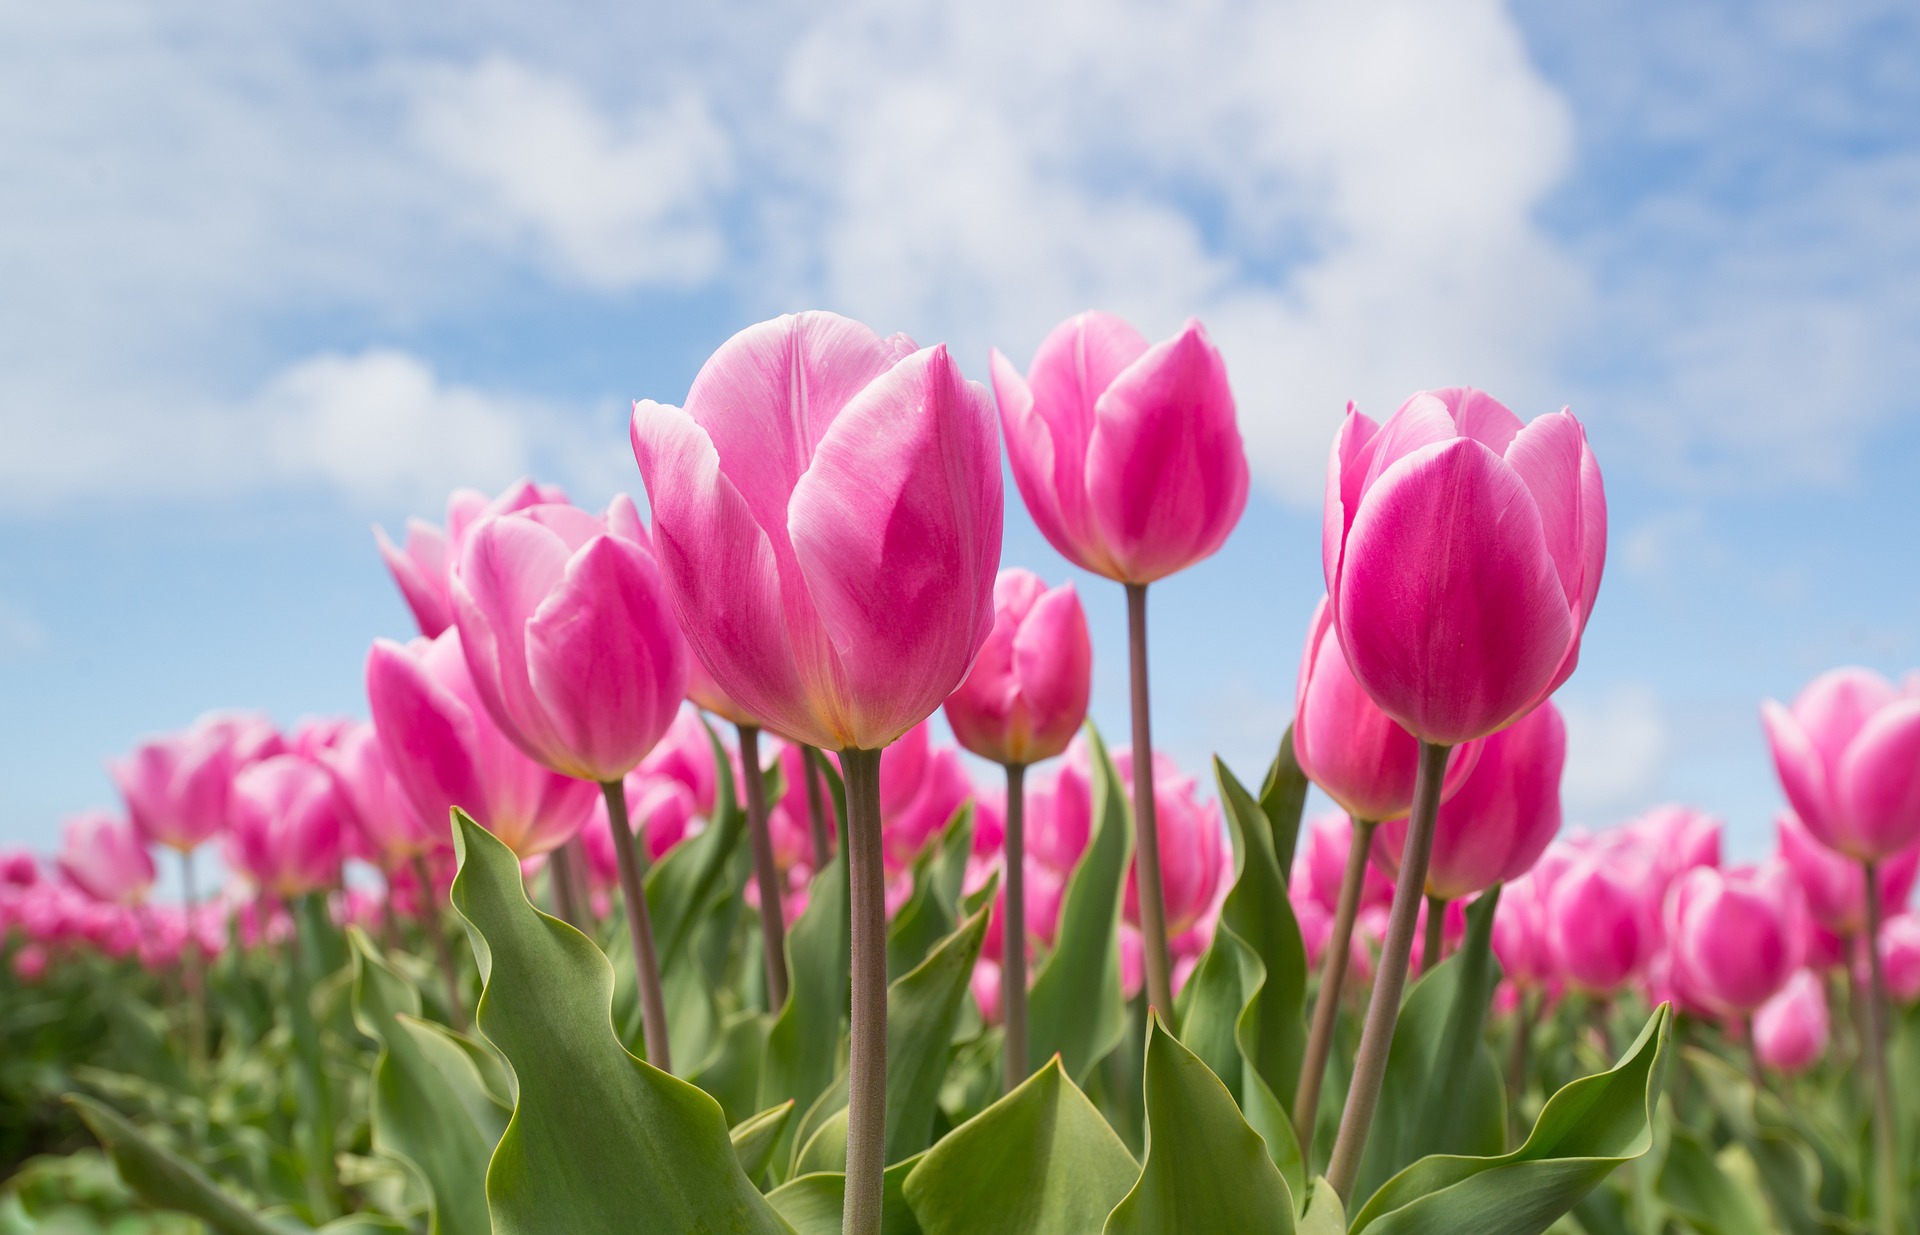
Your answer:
[1742,1016,1764,1090]
[1327,740,1450,1202]
[410,855,468,1030]
[1862,861,1900,1235]
[602,781,672,1071]
[841,747,887,1235]
[1295,816,1378,1153]
[1124,582,1175,1021]
[737,725,790,1011]
[803,745,833,869]
[1003,761,1030,1092]
[547,843,583,929]
[178,850,208,1081]
[289,894,341,1220]
[1506,987,1535,1144]
[1422,894,1447,974]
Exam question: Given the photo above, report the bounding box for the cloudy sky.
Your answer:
[3,0,1916,868]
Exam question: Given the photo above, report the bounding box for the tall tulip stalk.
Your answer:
[991,312,1247,1017]
[1318,388,1605,1200]
[632,312,1002,1235]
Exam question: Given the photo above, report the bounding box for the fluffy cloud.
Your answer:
[1557,682,1668,819]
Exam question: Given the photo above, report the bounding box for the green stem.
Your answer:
[290,894,341,1220]
[804,745,833,869]
[603,780,672,1071]
[1294,816,1378,1152]
[547,842,583,928]
[1003,762,1029,1091]
[1422,894,1448,974]
[1863,861,1900,1235]
[410,854,467,1030]
[841,747,888,1235]
[179,850,208,1081]
[1125,582,1175,1020]
[1326,740,1451,1202]
[739,725,790,1010]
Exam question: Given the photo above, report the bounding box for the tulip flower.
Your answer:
[56,812,156,907]
[1875,913,1920,1004]
[1545,857,1652,996]
[766,739,836,873]
[375,479,568,637]
[991,311,1246,1023]
[583,773,699,878]
[226,755,346,899]
[1667,863,1805,1017]
[1,848,37,888]
[632,310,1002,1234]
[1754,970,1829,1075]
[872,723,975,874]
[12,943,48,983]
[1492,867,1557,992]
[318,722,436,874]
[1778,811,1919,938]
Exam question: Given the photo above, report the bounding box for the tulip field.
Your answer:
[8,311,1920,1235]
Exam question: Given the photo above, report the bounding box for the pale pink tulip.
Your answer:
[56,812,156,906]
[1763,667,1920,862]
[376,480,568,637]
[1322,389,1605,744]
[1777,811,1919,937]
[319,722,438,871]
[110,712,283,852]
[1874,912,1920,1004]
[227,755,347,898]
[1753,970,1829,1074]
[944,569,1091,767]
[990,312,1248,584]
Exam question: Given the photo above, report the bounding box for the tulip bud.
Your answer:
[1777,810,1919,936]
[1753,970,1829,1074]
[376,480,569,638]
[944,569,1091,767]
[56,812,156,907]
[1875,912,1920,1004]
[110,711,284,853]
[1546,857,1653,995]
[319,722,437,871]
[1763,668,1920,863]
[1667,863,1807,1016]
[227,755,347,899]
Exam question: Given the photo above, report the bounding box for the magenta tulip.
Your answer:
[632,311,1002,753]
[1667,863,1807,1016]
[56,812,156,906]
[637,707,719,818]
[319,722,437,872]
[1778,811,1919,937]
[366,629,598,859]
[1492,867,1555,990]
[1545,857,1652,996]
[1753,970,1829,1074]
[1875,913,1920,1004]
[110,713,280,853]
[1297,813,1397,918]
[1112,747,1224,938]
[584,774,699,878]
[1322,389,1605,746]
[1763,668,1920,863]
[227,755,347,899]
[877,731,973,873]
[944,569,1091,768]
[990,313,1247,585]
[376,480,569,637]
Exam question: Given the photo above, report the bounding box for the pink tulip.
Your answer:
[638,707,720,818]
[1545,857,1652,995]
[1803,921,1851,971]
[981,858,1068,962]
[290,716,355,758]
[12,943,48,982]
[0,849,37,888]
[1297,813,1396,916]
[1667,862,1807,1016]
[583,774,700,882]
[1373,700,1565,901]
[632,311,1003,753]
[1620,804,1722,891]
[1115,747,1224,938]
[110,712,283,853]
[1753,970,1829,1074]
[226,755,346,898]
[453,496,689,784]
[376,480,569,637]
[366,628,598,858]
[1763,668,1920,862]
[319,722,438,871]
[1322,389,1605,745]
[990,312,1248,584]
[879,737,973,873]
[1027,759,1092,875]
[1494,867,1557,990]
[1874,913,1920,1003]
[1778,811,1919,937]
[765,739,835,872]
[56,812,156,906]
[944,569,1091,767]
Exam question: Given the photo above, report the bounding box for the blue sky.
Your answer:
[3,0,1917,876]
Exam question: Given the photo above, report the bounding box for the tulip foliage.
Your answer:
[4,310,1917,1235]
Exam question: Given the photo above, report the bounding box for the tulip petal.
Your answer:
[1322,405,1379,626]
[525,535,689,783]
[1084,320,1248,583]
[454,514,576,768]
[1008,582,1093,764]
[1762,700,1839,849]
[366,638,488,847]
[1501,411,1588,609]
[375,520,453,636]
[1837,699,1920,860]
[1794,667,1900,774]
[1435,386,1524,455]
[1335,437,1573,744]
[789,345,1003,749]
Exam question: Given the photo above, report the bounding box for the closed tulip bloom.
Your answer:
[1493,867,1560,990]
[1322,389,1605,745]
[584,774,699,879]
[1,849,37,888]
[1116,747,1224,938]
[945,569,1091,767]
[56,812,156,906]
[1875,913,1920,1003]
[1763,667,1920,862]
[766,739,835,871]
[318,722,437,871]
[453,496,688,784]
[1373,700,1565,901]
[1667,863,1807,1016]
[1778,811,1919,937]
[109,717,259,852]
[1753,970,1829,1075]
[1546,858,1652,995]
[638,707,720,818]
[376,480,570,637]
[1298,812,1396,916]
[1293,598,1483,823]
[990,312,1248,584]
[366,629,598,858]
[1620,804,1722,899]
[879,736,974,873]
[632,311,1003,752]
[227,755,346,898]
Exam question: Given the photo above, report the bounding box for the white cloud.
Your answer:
[0,599,48,660]
[411,56,733,289]
[1557,682,1668,820]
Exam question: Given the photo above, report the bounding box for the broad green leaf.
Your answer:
[1657,1125,1776,1235]
[347,928,502,1235]
[447,809,792,1235]
[887,900,992,1164]
[65,1094,299,1235]
[1684,1048,1857,1235]
[1028,725,1132,1082]
[1349,1004,1672,1235]
[645,717,752,963]
[794,1108,849,1176]
[1103,1015,1296,1234]
[694,1011,771,1127]
[1258,725,1310,877]
[903,1057,1138,1235]
[1352,888,1507,1208]
[789,1071,852,1180]
[1298,1178,1348,1235]
[732,1101,797,1181]
[766,1156,924,1235]
[315,1220,411,1234]
[888,804,977,981]
[759,840,852,1175]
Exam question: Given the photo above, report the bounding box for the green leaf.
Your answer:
[1297,1179,1348,1235]
[1351,888,1507,1208]
[794,1108,850,1176]
[1348,1003,1672,1235]
[1103,1015,1296,1234]
[64,1094,299,1235]
[731,1101,797,1181]
[645,717,753,964]
[766,1156,924,1235]
[1684,1048,1857,1235]
[347,928,503,1235]
[1657,1124,1776,1235]
[1258,725,1310,877]
[1028,725,1132,1082]
[887,900,992,1164]
[447,808,792,1235]
[903,1057,1138,1235]
[887,804,977,981]
[694,1011,772,1128]
[759,841,852,1175]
